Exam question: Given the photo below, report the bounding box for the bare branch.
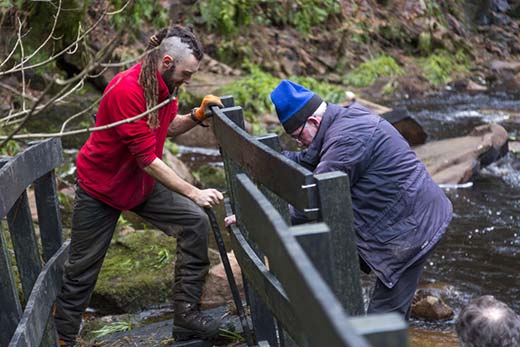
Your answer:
[15,0,62,69]
[1,96,177,140]
[0,82,53,147]
[100,46,158,68]
[0,33,20,69]
[0,1,113,76]
[107,0,131,15]
[17,17,27,112]
[0,82,38,102]
[59,75,124,133]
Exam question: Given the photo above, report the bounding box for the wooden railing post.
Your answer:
[7,191,43,301]
[314,172,364,315]
[34,170,63,262]
[0,222,22,347]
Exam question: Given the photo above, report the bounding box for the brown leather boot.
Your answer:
[172,302,220,340]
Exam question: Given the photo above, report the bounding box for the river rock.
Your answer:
[340,95,427,146]
[381,109,427,146]
[173,118,219,148]
[411,289,454,321]
[162,148,197,186]
[200,251,244,309]
[508,141,520,153]
[489,60,520,74]
[414,124,509,184]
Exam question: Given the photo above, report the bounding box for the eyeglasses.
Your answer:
[291,121,307,142]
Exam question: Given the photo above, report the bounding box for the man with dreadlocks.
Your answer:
[54,26,224,345]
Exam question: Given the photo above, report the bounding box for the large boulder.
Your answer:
[342,95,428,146]
[200,251,244,309]
[414,124,509,184]
[381,109,427,146]
[90,230,177,314]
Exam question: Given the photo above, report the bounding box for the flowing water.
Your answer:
[398,92,520,346]
[178,92,520,346]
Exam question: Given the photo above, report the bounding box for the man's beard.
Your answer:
[161,65,180,97]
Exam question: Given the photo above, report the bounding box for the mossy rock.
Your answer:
[192,165,226,190]
[90,230,177,314]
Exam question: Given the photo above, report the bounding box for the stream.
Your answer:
[400,92,520,346]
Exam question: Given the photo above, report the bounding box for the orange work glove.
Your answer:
[193,95,224,122]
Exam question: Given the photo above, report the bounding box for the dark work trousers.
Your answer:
[54,183,210,343]
[366,247,434,320]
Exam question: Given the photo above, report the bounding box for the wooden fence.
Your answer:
[0,138,70,347]
[212,97,409,347]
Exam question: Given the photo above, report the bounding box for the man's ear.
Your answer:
[162,54,174,68]
[308,115,322,127]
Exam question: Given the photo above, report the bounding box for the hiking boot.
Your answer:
[172,302,220,340]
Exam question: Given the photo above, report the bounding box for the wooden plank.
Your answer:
[8,240,70,347]
[7,191,42,300]
[225,222,301,342]
[0,222,23,347]
[315,172,364,315]
[349,314,408,347]
[213,107,317,213]
[235,173,370,347]
[292,226,334,287]
[0,138,63,219]
[255,134,290,222]
[246,281,279,347]
[33,170,63,262]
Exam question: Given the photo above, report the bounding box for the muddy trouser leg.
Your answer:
[54,187,121,344]
[367,249,433,320]
[131,183,210,304]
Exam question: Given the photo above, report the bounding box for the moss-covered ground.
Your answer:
[89,229,177,314]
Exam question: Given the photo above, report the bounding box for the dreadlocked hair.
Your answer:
[139,26,203,129]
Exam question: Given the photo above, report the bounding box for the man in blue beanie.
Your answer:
[269,79,453,319]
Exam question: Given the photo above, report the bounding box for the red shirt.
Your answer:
[76,64,178,210]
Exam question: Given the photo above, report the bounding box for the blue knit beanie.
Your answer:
[270,80,323,133]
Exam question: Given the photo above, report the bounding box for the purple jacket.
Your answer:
[284,103,452,288]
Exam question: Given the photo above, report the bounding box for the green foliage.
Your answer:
[0,140,21,156]
[154,248,171,268]
[418,49,470,85]
[199,0,256,37]
[219,63,343,123]
[164,139,180,156]
[198,0,341,37]
[192,164,226,190]
[219,328,245,342]
[91,321,133,338]
[344,55,404,87]
[109,0,168,31]
[268,0,341,34]
[418,32,432,55]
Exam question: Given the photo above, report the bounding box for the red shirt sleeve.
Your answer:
[106,84,158,168]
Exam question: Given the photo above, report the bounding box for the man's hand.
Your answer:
[189,188,224,208]
[193,95,223,122]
